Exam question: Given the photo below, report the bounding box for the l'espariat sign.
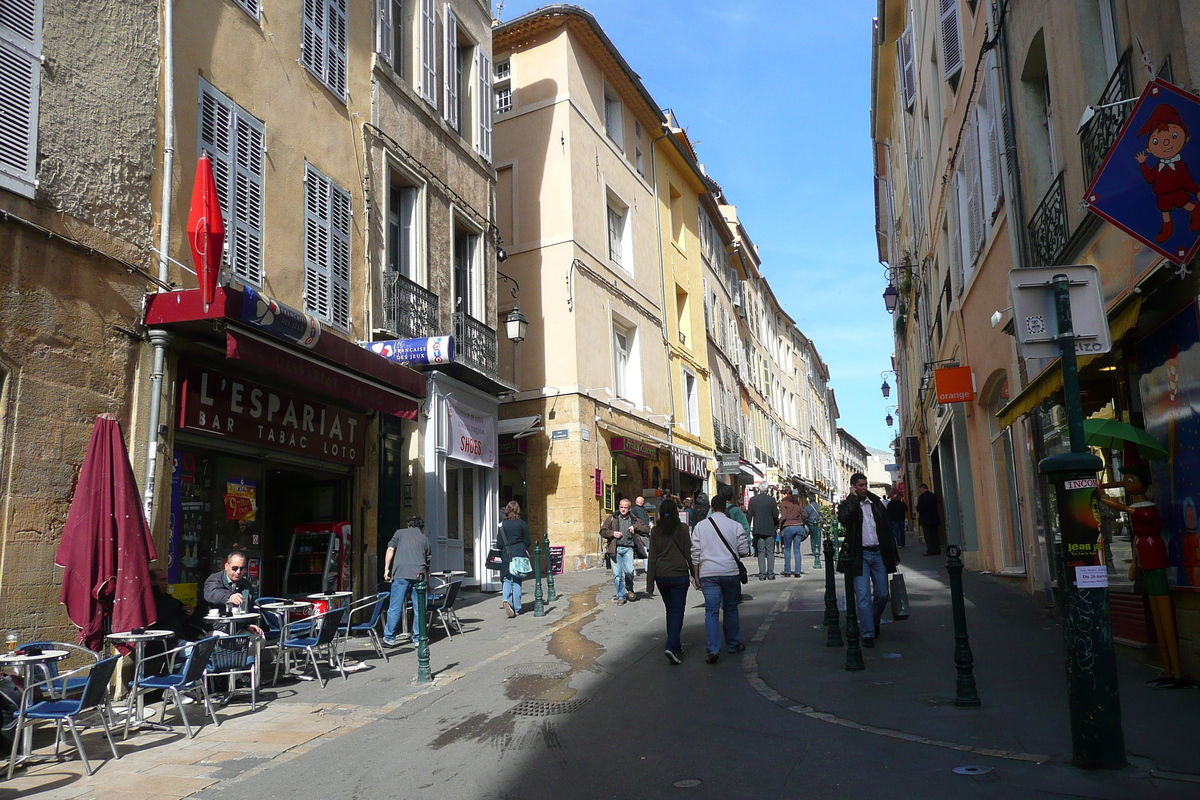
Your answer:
[934,366,976,404]
[178,363,366,465]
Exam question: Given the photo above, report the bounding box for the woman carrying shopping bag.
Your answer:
[499,501,533,618]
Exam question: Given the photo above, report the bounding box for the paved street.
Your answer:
[6,557,1200,800]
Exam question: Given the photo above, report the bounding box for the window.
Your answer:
[387,178,419,279]
[304,164,352,329]
[199,80,265,287]
[302,0,349,99]
[669,185,684,246]
[377,0,415,81]
[606,192,630,269]
[604,89,623,150]
[453,222,480,318]
[635,148,644,176]
[443,7,461,130]
[612,321,641,404]
[494,59,512,115]
[939,0,963,82]
[898,27,916,110]
[232,0,260,20]
[675,285,690,346]
[683,369,699,435]
[0,0,41,198]
[418,0,437,104]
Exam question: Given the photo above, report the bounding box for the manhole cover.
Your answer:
[672,779,702,788]
[507,698,589,716]
[952,765,993,775]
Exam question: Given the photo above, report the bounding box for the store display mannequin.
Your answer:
[1099,465,1185,688]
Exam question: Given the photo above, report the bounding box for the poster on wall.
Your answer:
[1136,300,1200,586]
[446,398,496,468]
[169,449,210,586]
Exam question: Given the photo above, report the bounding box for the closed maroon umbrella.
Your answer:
[55,414,158,650]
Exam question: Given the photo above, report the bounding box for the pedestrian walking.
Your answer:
[804,496,822,561]
[382,517,432,647]
[600,498,649,604]
[632,496,652,577]
[499,501,532,618]
[747,487,780,580]
[886,489,908,548]
[645,498,694,665]
[713,490,752,536]
[688,491,710,530]
[837,473,899,649]
[916,483,942,555]
[778,486,807,576]
[691,494,751,663]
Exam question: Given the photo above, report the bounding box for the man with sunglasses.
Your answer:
[198,551,264,635]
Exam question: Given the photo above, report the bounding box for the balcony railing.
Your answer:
[453,311,497,377]
[1027,172,1069,266]
[382,272,439,340]
[1081,50,1133,183]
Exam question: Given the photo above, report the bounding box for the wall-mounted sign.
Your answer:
[241,286,321,348]
[498,437,528,457]
[178,362,365,465]
[446,398,496,468]
[1008,265,1111,360]
[594,468,603,497]
[551,429,569,441]
[610,436,657,459]
[672,446,711,479]
[905,436,921,463]
[367,336,455,366]
[934,366,976,404]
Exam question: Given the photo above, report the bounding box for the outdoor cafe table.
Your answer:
[258,600,313,680]
[306,591,353,611]
[106,630,175,733]
[1,648,70,762]
[204,611,260,634]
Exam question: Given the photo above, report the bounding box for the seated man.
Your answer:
[149,568,202,642]
[194,551,264,636]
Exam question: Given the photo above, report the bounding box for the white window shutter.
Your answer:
[899,27,916,109]
[940,0,963,80]
[304,165,351,329]
[326,0,348,98]
[301,0,326,85]
[376,0,393,63]
[0,0,41,198]
[983,62,1004,212]
[419,0,437,103]
[477,51,492,160]
[443,7,459,129]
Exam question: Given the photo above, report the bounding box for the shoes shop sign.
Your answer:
[178,363,366,465]
[447,398,496,468]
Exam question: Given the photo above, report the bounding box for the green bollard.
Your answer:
[945,545,980,708]
[823,535,842,647]
[843,568,865,671]
[533,540,546,617]
[415,577,432,683]
[811,521,822,570]
[544,538,558,602]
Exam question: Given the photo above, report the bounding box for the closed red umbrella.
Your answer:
[186,154,225,309]
[55,414,158,650]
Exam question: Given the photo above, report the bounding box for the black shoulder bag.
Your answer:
[708,519,748,585]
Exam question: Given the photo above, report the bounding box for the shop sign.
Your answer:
[610,436,657,460]
[179,364,365,465]
[716,453,740,476]
[905,436,921,463]
[447,398,496,468]
[241,287,321,348]
[498,437,528,456]
[594,468,603,497]
[672,446,710,479]
[765,467,781,486]
[366,336,455,366]
[934,366,975,404]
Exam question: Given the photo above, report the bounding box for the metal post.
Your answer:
[811,520,822,570]
[532,540,546,617]
[843,569,865,671]
[945,545,980,708]
[544,537,558,602]
[1038,273,1125,769]
[823,535,842,647]
[415,578,431,683]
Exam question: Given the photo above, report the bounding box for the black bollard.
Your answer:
[823,536,842,647]
[945,545,980,707]
[415,577,432,684]
[544,538,558,602]
[533,540,546,617]
[843,568,865,671]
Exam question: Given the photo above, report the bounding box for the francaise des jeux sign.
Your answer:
[178,363,366,466]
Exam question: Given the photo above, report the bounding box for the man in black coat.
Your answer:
[746,488,780,580]
[886,490,908,548]
[837,473,899,648]
[916,483,942,555]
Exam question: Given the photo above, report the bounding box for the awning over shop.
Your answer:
[739,460,764,480]
[497,415,542,438]
[996,297,1142,430]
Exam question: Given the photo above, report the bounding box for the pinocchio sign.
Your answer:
[934,366,975,404]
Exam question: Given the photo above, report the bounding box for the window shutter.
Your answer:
[443,7,459,129]
[476,51,492,160]
[376,0,393,63]
[328,182,351,328]
[982,63,1004,211]
[0,0,40,198]
[198,85,234,269]
[232,0,260,19]
[304,166,351,329]
[939,0,963,80]
[231,113,265,285]
[419,0,437,103]
[301,0,326,87]
[326,0,348,97]
[899,27,916,109]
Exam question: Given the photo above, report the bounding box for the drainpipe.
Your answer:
[143,0,176,523]
[649,127,675,452]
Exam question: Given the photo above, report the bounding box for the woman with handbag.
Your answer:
[645,499,694,665]
[499,501,533,618]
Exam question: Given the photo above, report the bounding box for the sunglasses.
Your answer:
[228,565,247,572]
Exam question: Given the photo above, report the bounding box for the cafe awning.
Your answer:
[498,415,543,438]
[996,297,1141,430]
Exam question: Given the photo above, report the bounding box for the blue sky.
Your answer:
[498,1,894,451]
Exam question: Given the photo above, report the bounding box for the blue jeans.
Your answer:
[892,519,906,547]
[384,578,416,639]
[611,548,635,598]
[853,550,890,639]
[781,526,806,574]
[655,576,690,654]
[503,577,524,613]
[700,575,741,655]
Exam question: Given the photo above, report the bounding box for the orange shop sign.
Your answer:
[934,366,975,404]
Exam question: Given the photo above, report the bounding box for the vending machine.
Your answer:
[282,522,352,597]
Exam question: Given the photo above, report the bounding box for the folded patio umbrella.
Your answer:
[1081,418,1168,457]
[55,414,158,651]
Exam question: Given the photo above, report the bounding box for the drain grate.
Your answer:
[508,698,589,717]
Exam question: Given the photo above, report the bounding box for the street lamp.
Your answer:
[885,405,898,429]
[881,370,896,399]
[497,271,527,344]
[882,283,900,313]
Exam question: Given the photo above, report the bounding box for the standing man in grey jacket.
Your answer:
[746,487,780,580]
[383,516,432,647]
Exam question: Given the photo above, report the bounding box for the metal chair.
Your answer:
[205,634,260,711]
[127,637,220,739]
[426,581,464,639]
[339,592,390,662]
[278,606,347,688]
[16,641,99,698]
[7,656,120,779]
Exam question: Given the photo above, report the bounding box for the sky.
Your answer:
[498,0,895,452]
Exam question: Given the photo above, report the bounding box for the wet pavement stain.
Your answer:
[429,712,517,750]
[503,582,607,703]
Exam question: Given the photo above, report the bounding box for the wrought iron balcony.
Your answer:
[1081,51,1133,183]
[382,272,439,340]
[1027,172,1069,267]
[453,311,497,377]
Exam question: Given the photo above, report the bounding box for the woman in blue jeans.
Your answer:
[645,499,694,664]
[499,501,532,618]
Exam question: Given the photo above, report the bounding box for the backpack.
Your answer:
[0,677,20,754]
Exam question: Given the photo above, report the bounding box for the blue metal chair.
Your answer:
[426,581,465,639]
[278,606,347,688]
[16,641,99,698]
[128,636,220,739]
[205,634,260,711]
[339,593,390,662]
[7,655,120,779]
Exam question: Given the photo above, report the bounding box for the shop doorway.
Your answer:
[444,464,477,578]
[262,470,350,596]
